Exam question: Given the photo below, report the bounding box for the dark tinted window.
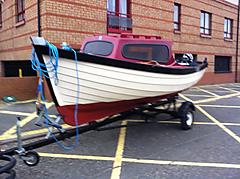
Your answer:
[214,56,231,73]
[122,44,169,63]
[4,61,37,77]
[83,41,113,56]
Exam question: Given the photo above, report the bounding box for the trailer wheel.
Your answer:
[22,151,40,167]
[178,102,195,130]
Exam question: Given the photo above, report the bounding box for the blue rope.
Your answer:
[31,42,79,150]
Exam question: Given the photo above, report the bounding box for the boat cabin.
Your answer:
[81,34,174,65]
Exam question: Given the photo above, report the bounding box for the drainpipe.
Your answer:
[37,0,41,37]
[235,0,240,83]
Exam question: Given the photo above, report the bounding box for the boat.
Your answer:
[31,34,208,126]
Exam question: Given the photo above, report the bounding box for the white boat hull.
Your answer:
[43,55,206,107]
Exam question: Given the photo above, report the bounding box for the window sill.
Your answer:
[200,34,212,39]
[107,27,132,34]
[214,71,232,74]
[15,20,25,28]
[174,30,181,34]
[224,38,233,42]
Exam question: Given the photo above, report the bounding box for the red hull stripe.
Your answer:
[57,93,178,126]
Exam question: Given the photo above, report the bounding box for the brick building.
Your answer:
[0,0,239,100]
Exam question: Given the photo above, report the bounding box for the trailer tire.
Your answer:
[178,102,195,130]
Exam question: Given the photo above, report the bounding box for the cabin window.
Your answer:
[224,18,233,39]
[107,0,132,33]
[122,44,169,64]
[83,41,113,56]
[16,0,25,23]
[200,11,211,35]
[174,3,181,31]
[214,56,232,73]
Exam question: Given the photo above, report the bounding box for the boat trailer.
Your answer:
[0,97,194,179]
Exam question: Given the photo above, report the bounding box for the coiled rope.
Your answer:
[31,41,79,150]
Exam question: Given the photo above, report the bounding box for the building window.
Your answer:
[3,61,37,77]
[16,0,25,23]
[174,3,181,31]
[214,56,232,73]
[200,11,211,35]
[0,3,2,28]
[224,18,233,39]
[107,0,132,33]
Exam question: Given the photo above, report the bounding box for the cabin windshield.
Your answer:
[122,44,169,64]
[83,41,113,56]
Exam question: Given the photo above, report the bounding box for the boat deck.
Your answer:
[1,83,240,179]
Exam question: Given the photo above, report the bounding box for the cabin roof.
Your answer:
[82,34,172,45]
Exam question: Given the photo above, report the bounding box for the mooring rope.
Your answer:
[31,41,79,150]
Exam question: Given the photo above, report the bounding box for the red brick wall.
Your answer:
[0,77,38,100]
[0,0,239,100]
[131,0,239,84]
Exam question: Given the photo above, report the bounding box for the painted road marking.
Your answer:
[192,93,240,104]
[0,110,34,116]
[2,120,240,141]
[39,152,114,161]
[110,121,127,179]
[195,87,219,97]
[0,110,57,118]
[38,152,240,169]
[182,94,213,97]
[0,102,54,136]
[0,124,71,141]
[199,104,240,108]
[180,94,240,144]
[196,106,240,143]
[122,158,240,169]
[219,86,240,93]
[126,120,240,126]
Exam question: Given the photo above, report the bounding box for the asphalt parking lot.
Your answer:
[1,83,240,179]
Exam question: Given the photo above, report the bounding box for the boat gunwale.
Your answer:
[34,45,208,75]
[33,44,208,107]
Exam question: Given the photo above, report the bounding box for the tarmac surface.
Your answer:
[0,83,240,179]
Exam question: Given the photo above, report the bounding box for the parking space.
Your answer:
[1,83,240,179]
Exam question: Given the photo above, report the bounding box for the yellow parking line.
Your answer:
[191,93,240,104]
[0,110,33,116]
[195,87,219,97]
[195,106,240,143]
[219,87,240,93]
[38,152,240,169]
[229,84,240,88]
[10,99,37,104]
[110,121,127,179]
[0,124,71,141]
[126,119,240,126]
[180,94,240,143]
[0,110,57,118]
[39,152,114,161]
[0,102,54,136]
[199,104,240,108]
[182,94,212,97]
[122,158,240,169]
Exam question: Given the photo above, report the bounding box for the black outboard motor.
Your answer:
[176,53,196,66]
